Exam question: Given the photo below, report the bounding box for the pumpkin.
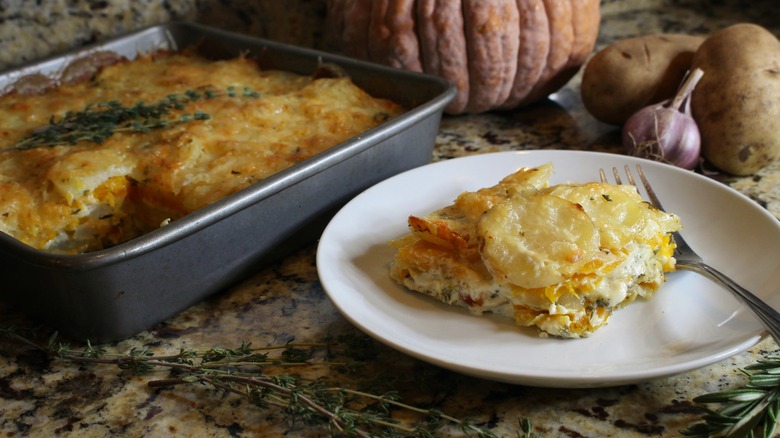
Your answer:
[326,0,601,114]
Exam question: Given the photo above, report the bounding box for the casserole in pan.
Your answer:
[0,22,455,342]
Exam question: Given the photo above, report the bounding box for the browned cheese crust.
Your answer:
[0,51,405,253]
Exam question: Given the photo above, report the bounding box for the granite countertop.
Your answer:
[2,1,780,437]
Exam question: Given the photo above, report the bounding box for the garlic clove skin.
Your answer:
[622,99,701,170]
[621,68,704,170]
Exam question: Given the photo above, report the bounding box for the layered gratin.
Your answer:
[389,164,681,338]
[0,50,403,253]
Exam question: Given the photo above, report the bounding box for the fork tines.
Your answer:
[600,165,666,212]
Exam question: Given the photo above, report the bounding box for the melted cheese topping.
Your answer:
[389,163,682,338]
[0,51,403,253]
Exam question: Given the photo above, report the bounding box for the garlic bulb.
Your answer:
[622,68,704,170]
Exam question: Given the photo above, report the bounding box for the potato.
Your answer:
[690,23,780,175]
[581,34,704,125]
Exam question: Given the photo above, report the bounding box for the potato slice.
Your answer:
[46,149,133,206]
[548,182,681,250]
[477,192,600,289]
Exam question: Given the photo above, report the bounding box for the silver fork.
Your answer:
[601,165,780,342]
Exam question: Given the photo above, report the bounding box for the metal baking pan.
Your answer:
[0,22,455,342]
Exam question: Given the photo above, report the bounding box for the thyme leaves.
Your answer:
[1,326,504,437]
[5,85,260,152]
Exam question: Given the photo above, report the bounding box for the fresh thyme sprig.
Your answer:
[682,355,780,437]
[5,85,262,152]
[0,326,505,437]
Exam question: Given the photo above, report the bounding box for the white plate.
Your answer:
[316,150,780,388]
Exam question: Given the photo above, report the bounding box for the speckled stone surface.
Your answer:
[0,0,332,70]
[1,1,780,437]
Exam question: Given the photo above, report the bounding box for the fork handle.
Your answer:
[679,263,780,342]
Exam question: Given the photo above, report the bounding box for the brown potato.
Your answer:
[690,23,780,175]
[581,33,704,125]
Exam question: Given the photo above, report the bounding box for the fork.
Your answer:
[601,165,780,342]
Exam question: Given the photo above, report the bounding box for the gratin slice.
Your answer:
[388,163,681,338]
